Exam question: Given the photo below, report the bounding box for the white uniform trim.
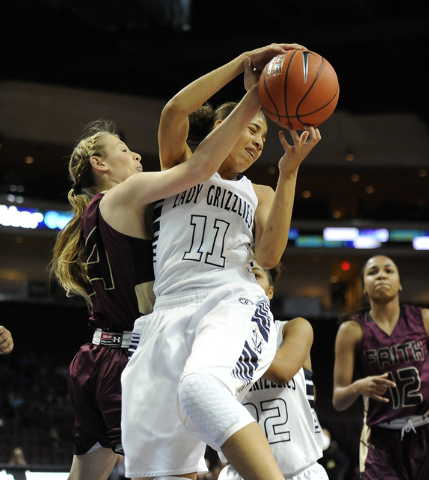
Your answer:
[377,411,429,429]
[378,411,429,440]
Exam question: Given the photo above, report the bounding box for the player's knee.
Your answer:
[177,372,253,446]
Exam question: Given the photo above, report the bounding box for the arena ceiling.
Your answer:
[2,0,428,116]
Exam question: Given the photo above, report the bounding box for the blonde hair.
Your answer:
[50,120,118,303]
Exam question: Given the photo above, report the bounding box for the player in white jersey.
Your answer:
[152,171,259,295]
[218,262,328,480]
[121,43,322,480]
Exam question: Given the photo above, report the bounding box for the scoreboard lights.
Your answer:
[294,227,429,250]
[0,204,72,230]
[1,205,428,250]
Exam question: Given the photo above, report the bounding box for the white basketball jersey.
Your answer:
[243,320,324,476]
[152,173,259,296]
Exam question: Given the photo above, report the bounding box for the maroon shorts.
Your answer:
[67,343,128,455]
[363,423,429,479]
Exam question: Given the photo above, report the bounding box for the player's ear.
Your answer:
[90,156,107,171]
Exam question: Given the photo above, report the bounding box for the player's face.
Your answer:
[101,135,142,182]
[363,255,402,302]
[218,113,267,179]
[252,262,274,300]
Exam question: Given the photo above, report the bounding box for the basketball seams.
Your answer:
[295,56,323,125]
[261,70,281,124]
[283,50,299,128]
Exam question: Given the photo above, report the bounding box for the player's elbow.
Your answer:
[162,96,189,119]
[270,371,292,385]
[332,394,348,412]
[253,250,281,271]
[332,402,348,412]
[264,360,293,385]
[263,259,280,270]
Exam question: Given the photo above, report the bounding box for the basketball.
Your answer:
[258,49,339,130]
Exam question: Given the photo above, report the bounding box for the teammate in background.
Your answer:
[0,325,14,354]
[332,255,429,479]
[218,261,329,480]
[50,80,263,480]
[122,43,321,480]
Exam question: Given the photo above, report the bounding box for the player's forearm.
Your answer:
[256,171,298,269]
[163,54,245,118]
[332,383,361,411]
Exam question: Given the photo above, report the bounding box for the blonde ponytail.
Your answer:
[49,120,117,304]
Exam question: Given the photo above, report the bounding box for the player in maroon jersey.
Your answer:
[332,255,429,479]
[50,77,269,480]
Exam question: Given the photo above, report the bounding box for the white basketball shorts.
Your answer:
[121,282,276,478]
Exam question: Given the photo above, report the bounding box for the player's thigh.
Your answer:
[68,447,118,480]
[183,291,275,395]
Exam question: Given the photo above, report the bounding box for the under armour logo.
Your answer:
[239,297,254,306]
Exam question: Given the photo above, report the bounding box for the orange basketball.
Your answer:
[258,49,339,130]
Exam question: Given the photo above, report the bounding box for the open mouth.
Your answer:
[246,148,255,159]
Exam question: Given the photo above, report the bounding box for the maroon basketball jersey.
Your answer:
[354,305,429,426]
[81,193,154,332]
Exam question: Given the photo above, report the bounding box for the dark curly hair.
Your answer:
[188,101,266,144]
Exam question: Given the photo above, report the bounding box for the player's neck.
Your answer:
[369,300,401,328]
